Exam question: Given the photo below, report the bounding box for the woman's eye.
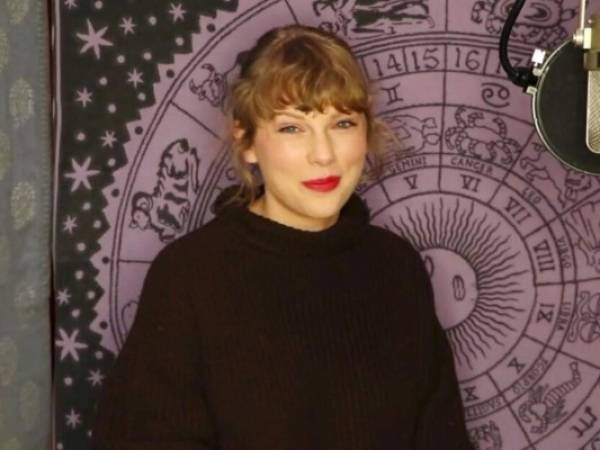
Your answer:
[278,125,300,133]
[337,120,357,129]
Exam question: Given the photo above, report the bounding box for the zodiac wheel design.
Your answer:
[91,1,600,449]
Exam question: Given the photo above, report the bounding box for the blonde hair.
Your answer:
[222,24,396,205]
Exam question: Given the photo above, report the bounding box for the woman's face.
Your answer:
[238,104,368,231]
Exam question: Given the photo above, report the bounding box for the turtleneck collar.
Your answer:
[212,184,371,257]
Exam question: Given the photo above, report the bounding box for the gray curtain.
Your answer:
[0,1,52,449]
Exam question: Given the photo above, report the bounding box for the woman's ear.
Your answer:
[232,120,258,163]
[242,146,258,164]
[232,120,245,141]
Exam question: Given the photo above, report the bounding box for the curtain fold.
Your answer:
[0,1,52,449]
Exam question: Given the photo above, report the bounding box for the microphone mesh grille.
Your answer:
[587,71,600,153]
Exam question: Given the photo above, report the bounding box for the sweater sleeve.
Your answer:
[412,250,474,450]
[91,243,220,450]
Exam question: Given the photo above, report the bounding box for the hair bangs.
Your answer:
[251,47,369,121]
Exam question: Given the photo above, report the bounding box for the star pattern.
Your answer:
[88,370,105,386]
[56,328,88,362]
[64,157,100,192]
[75,87,93,107]
[76,19,114,59]
[100,130,117,148]
[168,3,187,22]
[119,17,136,35]
[127,68,144,88]
[55,3,239,449]
[56,289,72,306]
[65,408,82,429]
[62,215,78,233]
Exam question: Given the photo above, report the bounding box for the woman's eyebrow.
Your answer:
[274,111,357,120]
[275,111,306,119]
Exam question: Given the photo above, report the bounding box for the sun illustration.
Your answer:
[378,194,535,379]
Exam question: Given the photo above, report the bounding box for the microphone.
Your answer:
[579,12,600,153]
[499,0,600,174]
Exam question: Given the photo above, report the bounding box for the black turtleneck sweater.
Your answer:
[92,185,472,450]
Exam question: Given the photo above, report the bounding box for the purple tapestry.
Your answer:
[53,1,600,449]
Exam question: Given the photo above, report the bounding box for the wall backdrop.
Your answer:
[53,1,600,449]
[0,1,52,450]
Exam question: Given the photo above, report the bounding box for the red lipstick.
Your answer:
[302,176,341,192]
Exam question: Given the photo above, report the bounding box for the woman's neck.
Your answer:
[247,193,340,232]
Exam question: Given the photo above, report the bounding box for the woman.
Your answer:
[92,24,472,450]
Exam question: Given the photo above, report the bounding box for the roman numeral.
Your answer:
[508,357,526,374]
[533,239,556,272]
[404,174,418,190]
[461,174,481,192]
[381,83,403,105]
[505,196,531,225]
[536,303,555,323]
[571,406,598,438]
[464,386,479,402]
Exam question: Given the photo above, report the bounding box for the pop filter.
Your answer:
[501,0,600,174]
[531,41,595,173]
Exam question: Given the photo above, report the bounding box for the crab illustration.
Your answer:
[445,106,519,164]
[471,0,576,48]
[518,362,581,434]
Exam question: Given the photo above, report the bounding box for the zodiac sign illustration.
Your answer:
[381,114,440,160]
[568,291,600,344]
[130,138,200,242]
[189,63,228,109]
[518,362,581,434]
[469,420,503,450]
[445,106,519,164]
[471,0,576,48]
[313,0,434,39]
[565,201,600,273]
[519,143,593,208]
[188,50,250,111]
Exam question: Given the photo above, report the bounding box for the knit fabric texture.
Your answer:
[91,185,473,450]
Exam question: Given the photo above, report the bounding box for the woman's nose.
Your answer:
[308,132,336,165]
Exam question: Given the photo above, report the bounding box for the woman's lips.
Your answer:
[302,176,341,192]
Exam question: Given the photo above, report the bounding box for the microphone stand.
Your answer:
[498,0,538,90]
[573,0,592,49]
